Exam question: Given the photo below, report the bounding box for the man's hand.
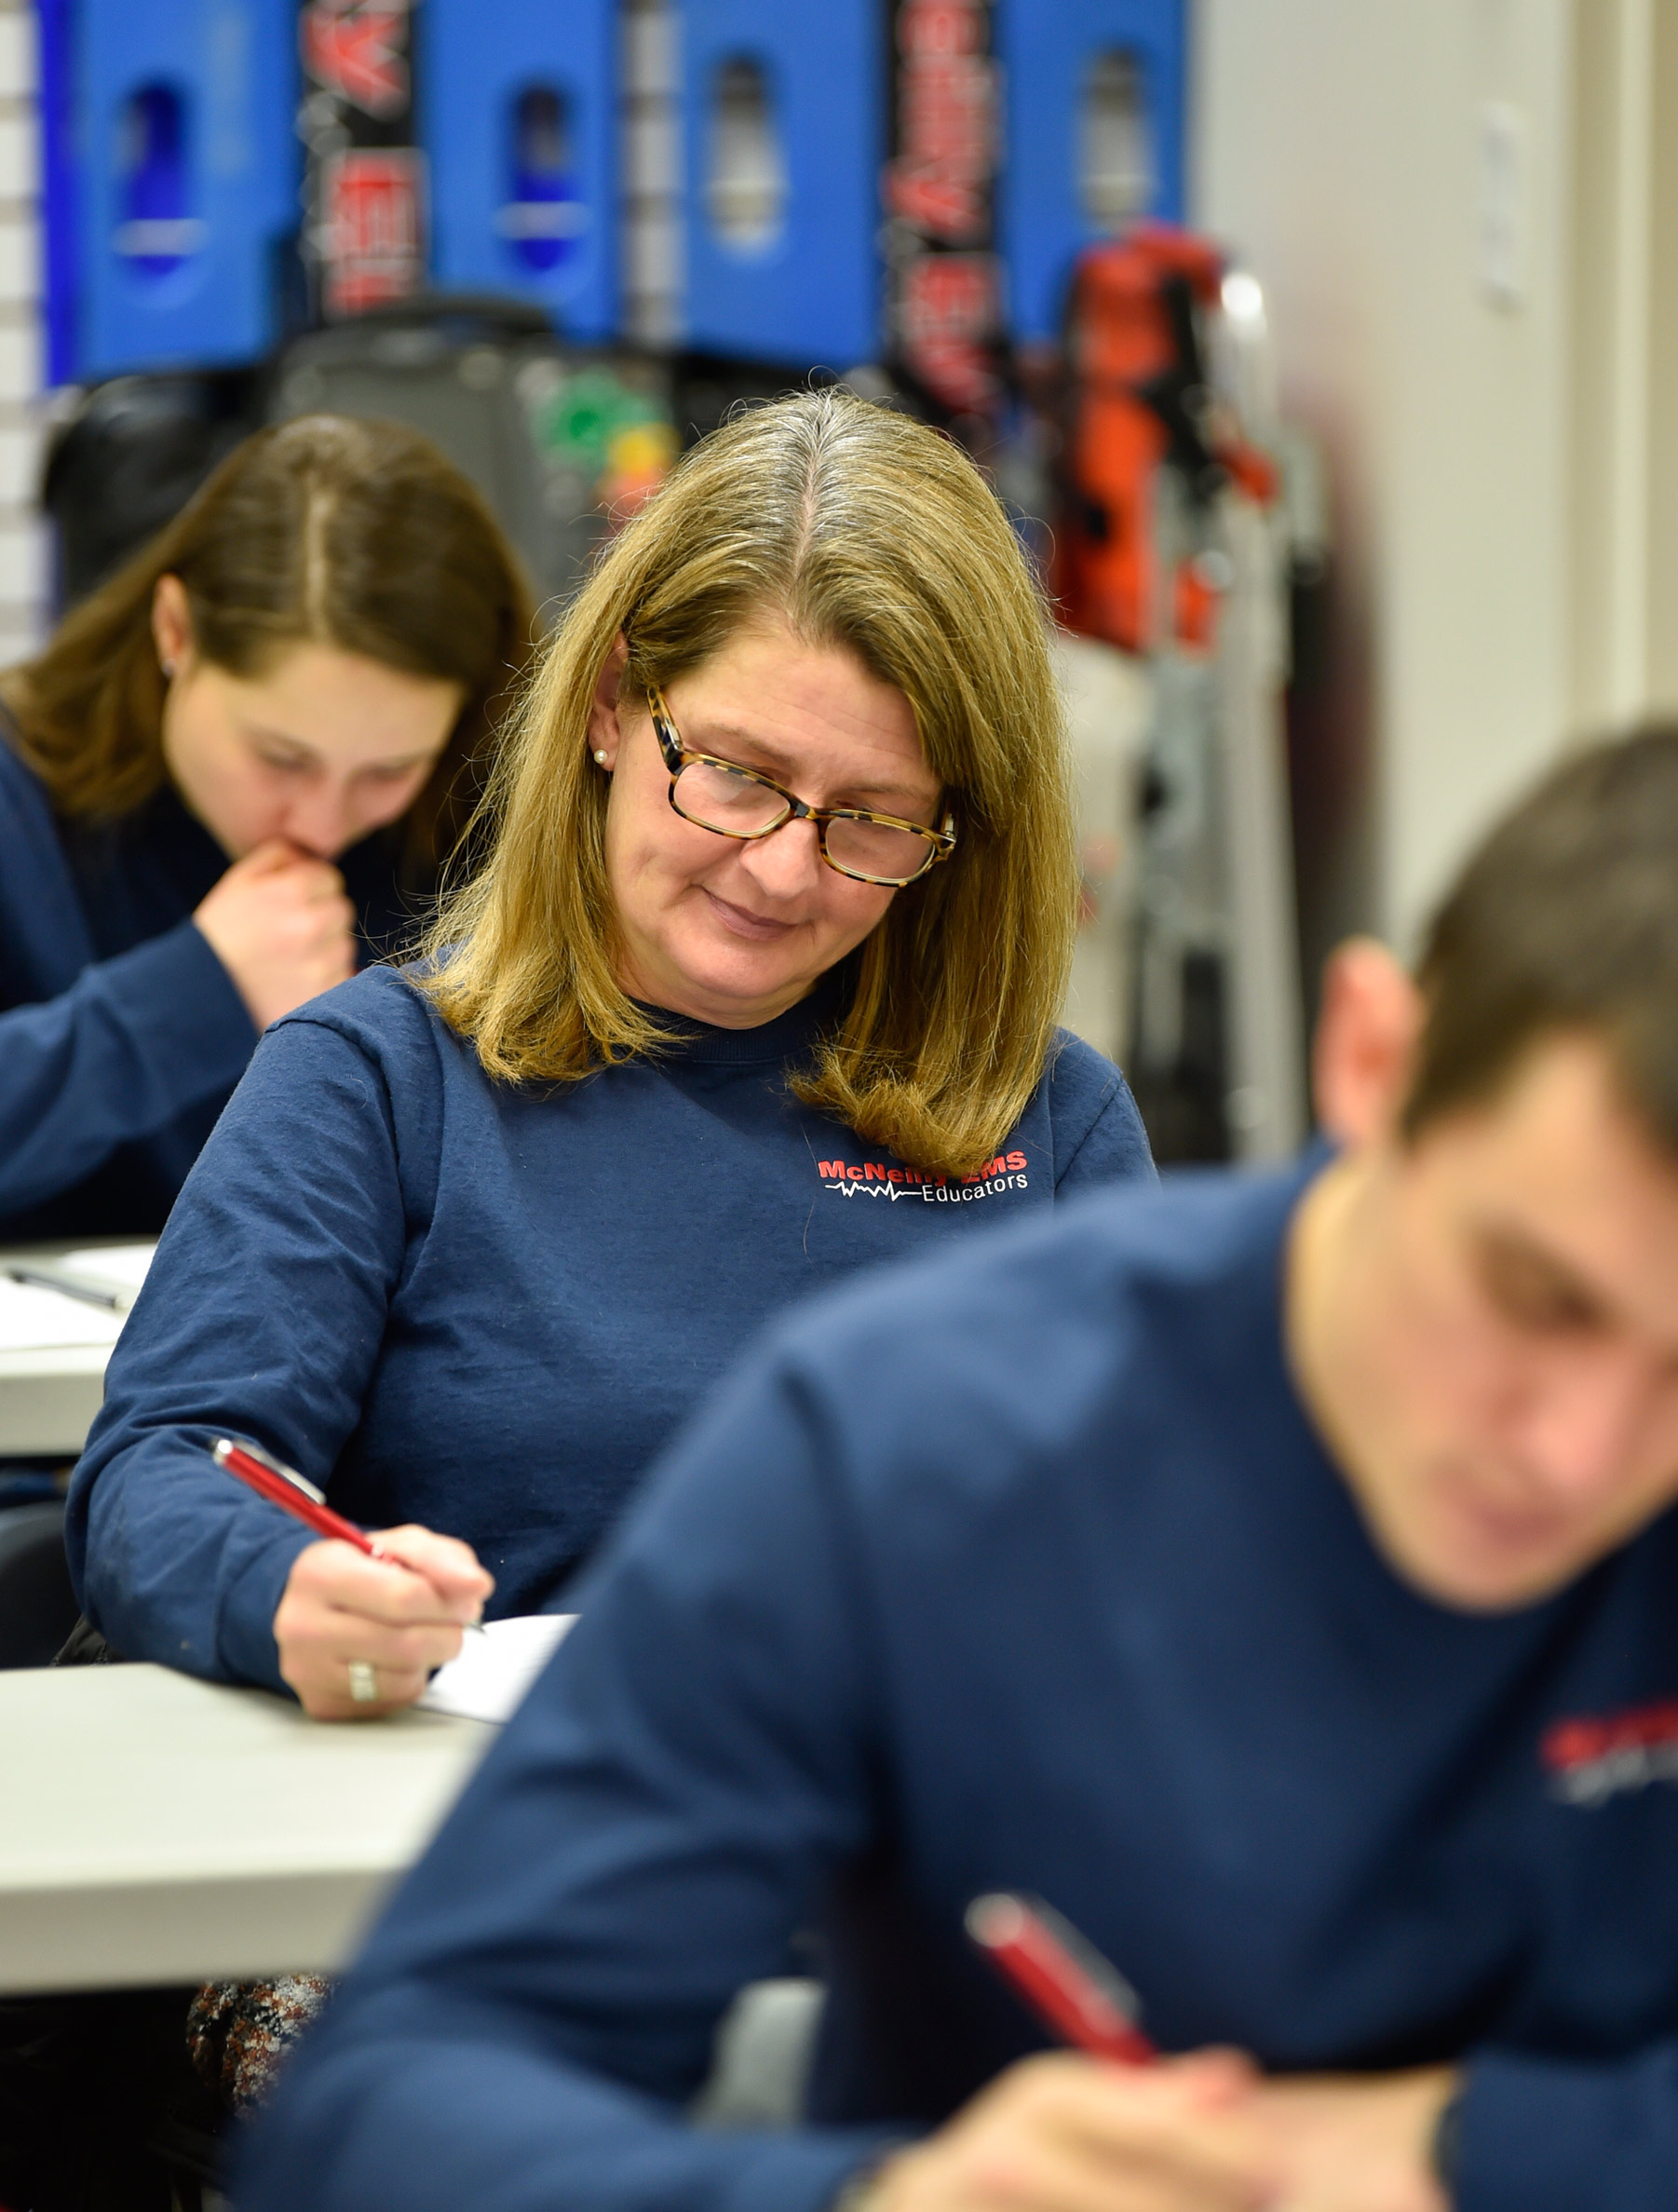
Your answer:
[1250,2065,1456,2212]
[274,1526,495,1720]
[194,838,358,1030]
[869,2051,1279,2212]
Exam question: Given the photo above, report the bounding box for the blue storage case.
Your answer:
[73,0,296,378]
[424,0,616,342]
[679,0,882,367]
[996,0,1186,344]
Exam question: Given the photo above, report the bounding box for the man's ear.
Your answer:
[1313,937,1426,1147]
[586,634,630,769]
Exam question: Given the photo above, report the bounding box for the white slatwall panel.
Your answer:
[0,0,44,657]
[621,0,683,346]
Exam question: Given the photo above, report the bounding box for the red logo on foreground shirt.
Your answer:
[817,1151,1029,1204]
[1542,1700,1678,1806]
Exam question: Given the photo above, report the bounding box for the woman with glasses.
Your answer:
[66,389,1153,1722]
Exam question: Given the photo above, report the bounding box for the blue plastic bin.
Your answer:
[70,0,296,378]
[680,0,882,367]
[424,0,616,341]
[996,0,1186,344]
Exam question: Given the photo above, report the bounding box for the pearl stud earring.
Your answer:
[594,750,609,765]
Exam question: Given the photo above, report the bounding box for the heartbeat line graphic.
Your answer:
[822,1172,1029,1204]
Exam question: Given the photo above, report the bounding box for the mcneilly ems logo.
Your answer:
[1543,1700,1678,1807]
[818,1152,1030,1204]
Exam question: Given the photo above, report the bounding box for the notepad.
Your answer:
[0,1276,128,1351]
[418,1614,575,1723]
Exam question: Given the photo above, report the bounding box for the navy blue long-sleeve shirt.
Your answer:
[0,735,418,1241]
[238,1161,1678,2212]
[66,962,1151,1680]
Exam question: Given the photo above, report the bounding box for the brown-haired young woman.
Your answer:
[69,389,1154,1727]
[0,413,533,1242]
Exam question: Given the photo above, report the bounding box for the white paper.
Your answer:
[418,1614,575,1723]
[55,1243,157,1303]
[0,1276,127,1351]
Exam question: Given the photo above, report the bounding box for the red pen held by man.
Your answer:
[967,1891,1157,2066]
[210,1436,486,1634]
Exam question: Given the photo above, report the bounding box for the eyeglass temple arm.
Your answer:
[647,687,684,773]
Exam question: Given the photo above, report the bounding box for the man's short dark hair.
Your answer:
[1403,725,1678,1150]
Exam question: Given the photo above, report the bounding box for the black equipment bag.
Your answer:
[41,366,264,608]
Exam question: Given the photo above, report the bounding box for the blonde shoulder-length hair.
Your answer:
[420,387,1079,1179]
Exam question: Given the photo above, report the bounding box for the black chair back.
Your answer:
[0,1501,79,1668]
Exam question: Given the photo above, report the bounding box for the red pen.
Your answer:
[210,1436,485,1631]
[967,1892,1157,2066]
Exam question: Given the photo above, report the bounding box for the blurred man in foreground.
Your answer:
[239,729,1678,2212]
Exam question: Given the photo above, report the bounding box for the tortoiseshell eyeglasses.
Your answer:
[646,685,956,889]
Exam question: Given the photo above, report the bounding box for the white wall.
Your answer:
[1566,0,1678,734]
[1194,0,1577,952]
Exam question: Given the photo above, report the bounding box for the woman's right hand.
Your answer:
[867,2052,1279,2212]
[273,1527,495,1720]
[194,838,358,1031]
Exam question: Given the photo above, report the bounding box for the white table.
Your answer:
[0,1239,153,1458]
[0,1339,110,1458]
[0,1663,494,1994]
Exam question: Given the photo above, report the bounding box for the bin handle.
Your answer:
[319,292,556,342]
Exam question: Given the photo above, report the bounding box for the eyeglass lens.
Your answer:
[672,758,935,882]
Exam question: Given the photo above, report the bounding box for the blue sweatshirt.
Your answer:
[0,736,418,1242]
[237,1162,1678,2212]
[66,963,1151,1682]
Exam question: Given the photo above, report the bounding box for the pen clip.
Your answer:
[212,1435,329,1508]
[1008,1893,1145,2028]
